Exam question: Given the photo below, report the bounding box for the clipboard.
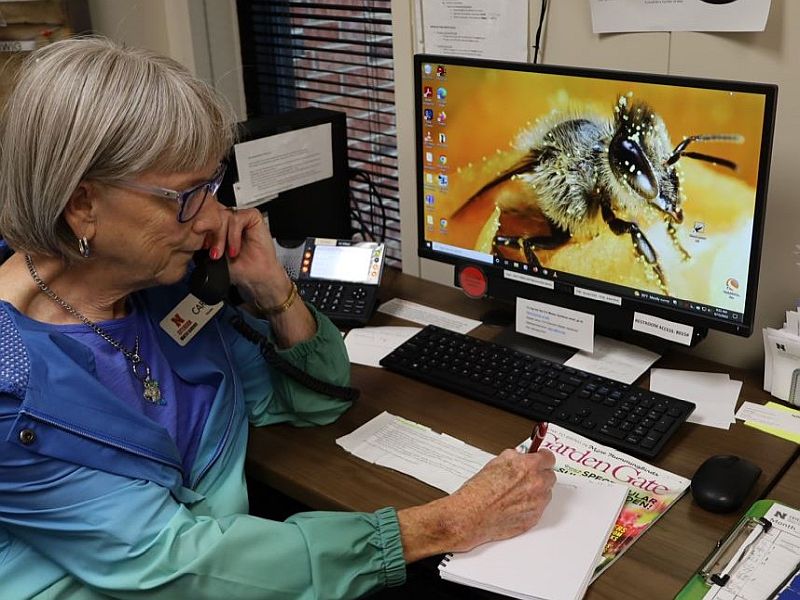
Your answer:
[676,499,800,599]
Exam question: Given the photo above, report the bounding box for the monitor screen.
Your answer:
[415,55,777,341]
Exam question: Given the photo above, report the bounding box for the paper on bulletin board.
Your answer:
[418,0,529,61]
[589,0,772,33]
[232,123,333,208]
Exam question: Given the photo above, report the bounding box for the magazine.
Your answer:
[517,424,690,578]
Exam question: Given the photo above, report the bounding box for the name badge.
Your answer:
[160,294,223,346]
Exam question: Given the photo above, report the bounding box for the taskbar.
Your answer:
[491,256,744,325]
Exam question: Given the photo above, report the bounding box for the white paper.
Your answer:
[762,328,800,401]
[336,411,493,493]
[419,0,529,61]
[233,123,333,207]
[516,297,594,353]
[785,311,800,337]
[440,473,627,600]
[649,369,740,429]
[344,326,422,368]
[377,298,481,334]
[564,335,660,385]
[590,0,772,34]
[736,401,800,437]
[633,312,694,346]
[701,503,800,600]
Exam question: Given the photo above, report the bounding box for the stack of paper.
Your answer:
[763,315,800,404]
[438,474,627,600]
[343,326,421,368]
[649,369,741,429]
[735,401,800,442]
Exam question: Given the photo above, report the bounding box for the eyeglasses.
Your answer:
[111,162,227,222]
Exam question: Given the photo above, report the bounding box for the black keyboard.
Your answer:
[379,325,695,459]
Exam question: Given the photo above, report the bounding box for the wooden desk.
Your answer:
[246,270,798,600]
[770,450,800,508]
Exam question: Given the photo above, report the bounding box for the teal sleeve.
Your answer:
[224,302,354,427]
[1,459,406,599]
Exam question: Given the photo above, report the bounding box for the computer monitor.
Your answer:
[415,55,777,348]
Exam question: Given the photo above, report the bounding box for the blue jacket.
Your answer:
[0,283,405,599]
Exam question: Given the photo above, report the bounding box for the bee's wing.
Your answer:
[450,151,543,219]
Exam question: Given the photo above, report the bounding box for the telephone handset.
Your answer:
[190,250,231,305]
[188,250,359,402]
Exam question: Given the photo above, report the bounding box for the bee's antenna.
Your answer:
[666,134,744,169]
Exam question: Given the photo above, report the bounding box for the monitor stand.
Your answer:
[490,327,578,365]
[480,306,576,364]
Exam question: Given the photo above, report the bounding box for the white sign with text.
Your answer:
[515,298,594,353]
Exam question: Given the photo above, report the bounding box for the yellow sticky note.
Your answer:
[745,401,800,444]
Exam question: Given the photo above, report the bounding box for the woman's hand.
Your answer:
[208,205,316,345]
[397,449,556,562]
[206,206,290,306]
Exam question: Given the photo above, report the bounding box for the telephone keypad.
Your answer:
[297,280,378,327]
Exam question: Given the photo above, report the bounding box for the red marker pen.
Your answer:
[528,421,549,453]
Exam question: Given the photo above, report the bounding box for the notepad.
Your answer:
[438,472,628,600]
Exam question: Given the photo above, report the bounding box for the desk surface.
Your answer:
[770,450,800,508]
[246,269,798,600]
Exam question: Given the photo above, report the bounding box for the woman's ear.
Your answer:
[63,181,98,240]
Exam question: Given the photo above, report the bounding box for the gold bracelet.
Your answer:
[255,281,299,316]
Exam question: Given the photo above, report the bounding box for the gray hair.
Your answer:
[0,36,237,259]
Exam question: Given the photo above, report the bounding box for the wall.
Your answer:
[88,0,245,118]
[393,0,799,370]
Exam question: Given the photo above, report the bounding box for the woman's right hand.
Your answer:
[397,448,556,562]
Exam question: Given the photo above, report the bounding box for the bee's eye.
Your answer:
[609,137,658,199]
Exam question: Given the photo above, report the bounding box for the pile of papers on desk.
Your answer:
[650,369,741,429]
[337,413,690,592]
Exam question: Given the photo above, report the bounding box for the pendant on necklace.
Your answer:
[143,377,164,405]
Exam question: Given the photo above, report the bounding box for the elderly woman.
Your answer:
[0,38,555,599]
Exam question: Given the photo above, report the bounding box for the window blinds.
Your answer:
[237,0,401,265]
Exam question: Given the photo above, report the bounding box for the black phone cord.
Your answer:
[230,313,360,402]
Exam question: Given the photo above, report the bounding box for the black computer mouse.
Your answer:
[690,454,761,513]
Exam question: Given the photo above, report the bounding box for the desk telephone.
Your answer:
[274,238,386,328]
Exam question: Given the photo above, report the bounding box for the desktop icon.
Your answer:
[439,218,448,230]
[425,151,433,163]
[424,108,433,122]
[437,87,447,101]
[423,63,433,75]
[438,174,449,187]
[724,278,742,299]
[436,65,446,78]
[437,111,447,125]
[424,130,433,144]
[425,172,434,184]
[425,194,435,206]
[438,132,447,144]
[439,154,447,166]
[426,214,434,225]
[423,86,433,99]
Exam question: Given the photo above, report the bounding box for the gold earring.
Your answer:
[78,236,90,258]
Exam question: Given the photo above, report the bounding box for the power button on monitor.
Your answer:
[458,265,488,299]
